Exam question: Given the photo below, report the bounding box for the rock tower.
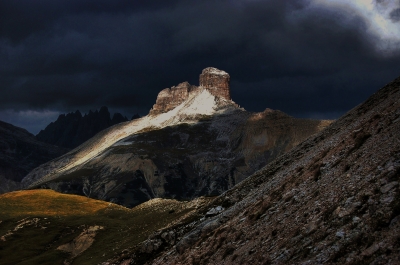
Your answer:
[199,67,231,100]
[150,67,231,115]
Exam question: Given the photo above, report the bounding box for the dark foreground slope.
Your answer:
[111,76,400,264]
[0,121,67,194]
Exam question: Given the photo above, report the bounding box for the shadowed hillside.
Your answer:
[0,121,68,194]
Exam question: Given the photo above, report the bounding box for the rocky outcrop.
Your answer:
[57,225,104,263]
[0,120,68,194]
[36,106,128,149]
[149,82,199,115]
[149,67,231,115]
[199,67,230,100]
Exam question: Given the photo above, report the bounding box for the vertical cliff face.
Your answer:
[199,67,230,100]
[149,82,199,115]
[150,67,231,115]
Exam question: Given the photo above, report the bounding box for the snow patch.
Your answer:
[203,67,229,76]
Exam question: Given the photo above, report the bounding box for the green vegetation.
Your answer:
[0,190,199,265]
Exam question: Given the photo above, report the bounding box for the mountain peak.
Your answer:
[150,67,233,115]
[199,67,230,100]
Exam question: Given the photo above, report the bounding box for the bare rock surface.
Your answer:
[199,67,230,100]
[112,76,400,264]
[150,82,199,115]
[57,225,104,263]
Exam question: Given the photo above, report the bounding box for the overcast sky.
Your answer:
[1,0,400,134]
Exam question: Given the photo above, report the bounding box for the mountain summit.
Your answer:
[199,67,231,100]
[150,67,233,115]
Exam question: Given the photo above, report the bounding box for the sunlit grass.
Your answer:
[0,189,207,265]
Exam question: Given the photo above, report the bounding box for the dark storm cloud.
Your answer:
[0,0,183,43]
[390,8,400,22]
[1,0,400,133]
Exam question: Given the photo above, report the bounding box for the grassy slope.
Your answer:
[0,190,203,265]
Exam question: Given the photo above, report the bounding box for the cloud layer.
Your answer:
[1,0,400,133]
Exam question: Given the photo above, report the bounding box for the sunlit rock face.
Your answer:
[199,67,231,100]
[149,82,200,115]
[150,67,231,115]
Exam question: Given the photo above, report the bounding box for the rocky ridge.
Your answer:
[110,75,400,264]
[36,106,129,149]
